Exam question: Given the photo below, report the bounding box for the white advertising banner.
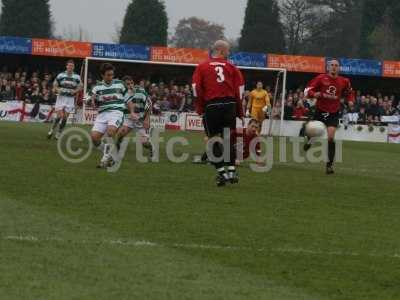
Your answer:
[185,114,204,131]
[381,116,400,123]
[150,115,166,131]
[78,108,98,125]
[388,124,400,144]
[23,103,55,123]
[0,101,23,121]
[164,112,181,130]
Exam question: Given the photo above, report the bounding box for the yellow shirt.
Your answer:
[249,89,270,109]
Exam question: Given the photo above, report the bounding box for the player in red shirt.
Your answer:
[192,40,245,186]
[232,119,262,164]
[304,59,355,174]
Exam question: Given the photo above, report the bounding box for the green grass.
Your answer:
[1,121,400,299]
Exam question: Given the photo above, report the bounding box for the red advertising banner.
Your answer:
[151,47,209,64]
[382,61,400,78]
[32,39,92,58]
[268,54,325,73]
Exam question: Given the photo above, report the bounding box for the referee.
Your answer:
[192,40,245,186]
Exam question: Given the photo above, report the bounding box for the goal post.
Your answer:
[82,57,287,135]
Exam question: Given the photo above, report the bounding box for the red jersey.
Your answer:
[231,128,261,160]
[192,57,244,117]
[305,74,354,113]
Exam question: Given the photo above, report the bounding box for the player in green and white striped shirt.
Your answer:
[116,86,154,161]
[48,60,82,139]
[90,63,126,168]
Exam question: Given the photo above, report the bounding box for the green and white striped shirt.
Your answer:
[91,79,127,113]
[55,72,81,97]
[125,87,152,121]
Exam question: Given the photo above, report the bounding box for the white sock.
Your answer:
[97,142,112,162]
[217,167,228,180]
[96,141,106,153]
[228,166,236,179]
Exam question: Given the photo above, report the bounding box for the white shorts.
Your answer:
[92,110,124,134]
[55,96,75,113]
[123,118,149,138]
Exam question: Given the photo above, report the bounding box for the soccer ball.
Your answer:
[262,105,269,114]
[305,121,326,138]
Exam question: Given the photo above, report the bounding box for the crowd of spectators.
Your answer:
[0,69,195,113]
[87,77,195,114]
[2,67,400,125]
[0,69,56,104]
[246,87,400,125]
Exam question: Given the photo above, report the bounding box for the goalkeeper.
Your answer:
[246,81,271,124]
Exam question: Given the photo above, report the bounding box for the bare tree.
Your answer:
[170,17,225,49]
[280,0,314,54]
[369,10,400,60]
[299,0,363,57]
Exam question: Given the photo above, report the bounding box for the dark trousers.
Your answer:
[203,98,237,169]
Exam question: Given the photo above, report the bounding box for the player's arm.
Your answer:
[304,75,322,99]
[143,112,151,130]
[90,94,97,107]
[144,96,152,118]
[121,82,128,97]
[126,97,139,121]
[265,91,271,107]
[88,84,101,108]
[246,92,253,117]
[192,66,204,116]
[73,77,83,96]
[143,96,152,130]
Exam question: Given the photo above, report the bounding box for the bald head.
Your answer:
[213,40,230,59]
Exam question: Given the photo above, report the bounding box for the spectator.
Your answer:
[344,102,359,125]
[0,83,13,100]
[358,107,367,124]
[179,85,194,112]
[26,83,42,104]
[14,82,24,100]
[367,97,380,124]
[160,96,170,111]
[271,101,282,120]
[382,101,394,116]
[293,100,309,120]
[356,90,362,102]
[41,88,52,105]
[284,97,294,120]
[357,96,368,111]
[167,86,180,110]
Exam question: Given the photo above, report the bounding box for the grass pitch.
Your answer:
[1,122,400,300]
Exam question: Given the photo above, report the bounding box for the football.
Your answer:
[305,121,327,137]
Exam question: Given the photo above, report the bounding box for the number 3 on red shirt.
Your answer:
[215,66,225,83]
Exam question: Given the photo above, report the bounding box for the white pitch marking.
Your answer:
[4,235,400,260]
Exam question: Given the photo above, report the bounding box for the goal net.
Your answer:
[82,57,287,136]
